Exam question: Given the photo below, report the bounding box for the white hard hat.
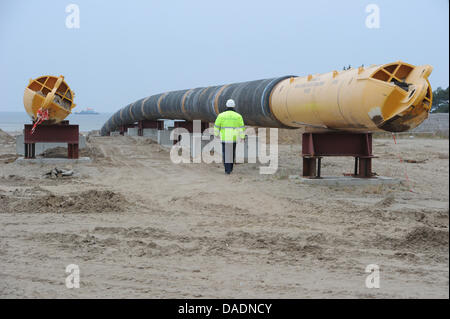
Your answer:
[226,99,236,108]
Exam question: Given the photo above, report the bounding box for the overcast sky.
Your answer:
[1,0,448,112]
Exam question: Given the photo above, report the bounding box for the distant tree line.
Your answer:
[431,86,449,113]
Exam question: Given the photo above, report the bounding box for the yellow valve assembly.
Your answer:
[270,61,433,132]
[23,75,76,124]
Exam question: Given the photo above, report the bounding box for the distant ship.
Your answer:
[74,107,99,115]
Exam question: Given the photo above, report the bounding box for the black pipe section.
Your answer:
[100,76,295,136]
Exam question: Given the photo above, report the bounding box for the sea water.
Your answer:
[0,112,114,132]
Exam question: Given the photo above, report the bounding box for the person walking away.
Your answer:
[214,99,245,174]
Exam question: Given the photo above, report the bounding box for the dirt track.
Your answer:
[0,131,448,298]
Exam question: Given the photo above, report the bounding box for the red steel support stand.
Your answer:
[302,132,375,178]
[24,120,79,159]
[173,121,210,144]
[173,121,209,133]
[137,120,164,136]
[119,123,138,136]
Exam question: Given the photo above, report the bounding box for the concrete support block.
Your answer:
[16,157,92,164]
[190,133,216,159]
[141,128,175,147]
[157,129,174,147]
[236,136,259,163]
[142,128,158,140]
[127,127,139,136]
[289,175,401,186]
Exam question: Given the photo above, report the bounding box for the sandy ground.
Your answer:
[0,129,448,298]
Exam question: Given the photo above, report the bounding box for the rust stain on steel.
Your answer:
[181,89,193,118]
[157,93,168,115]
[141,96,151,118]
[214,84,229,115]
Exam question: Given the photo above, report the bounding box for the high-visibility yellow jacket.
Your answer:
[214,110,245,142]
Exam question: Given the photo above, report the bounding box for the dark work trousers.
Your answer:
[222,142,236,174]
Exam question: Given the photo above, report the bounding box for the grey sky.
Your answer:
[1,0,448,112]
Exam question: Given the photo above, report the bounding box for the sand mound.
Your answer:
[41,144,105,159]
[403,226,449,248]
[135,138,156,145]
[0,128,14,143]
[375,225,449,251]
[4,190,128,213]
[0,153,18,164]
[376,195,396,207]
[277,128,303,144]
[41,147,68,158]
[83,144,105,159]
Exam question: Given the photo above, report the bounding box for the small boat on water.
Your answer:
[74,107,99,115]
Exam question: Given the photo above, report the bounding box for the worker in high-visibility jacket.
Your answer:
[214,99,245,174]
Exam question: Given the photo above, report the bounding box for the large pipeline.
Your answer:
[101,61,433,136]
